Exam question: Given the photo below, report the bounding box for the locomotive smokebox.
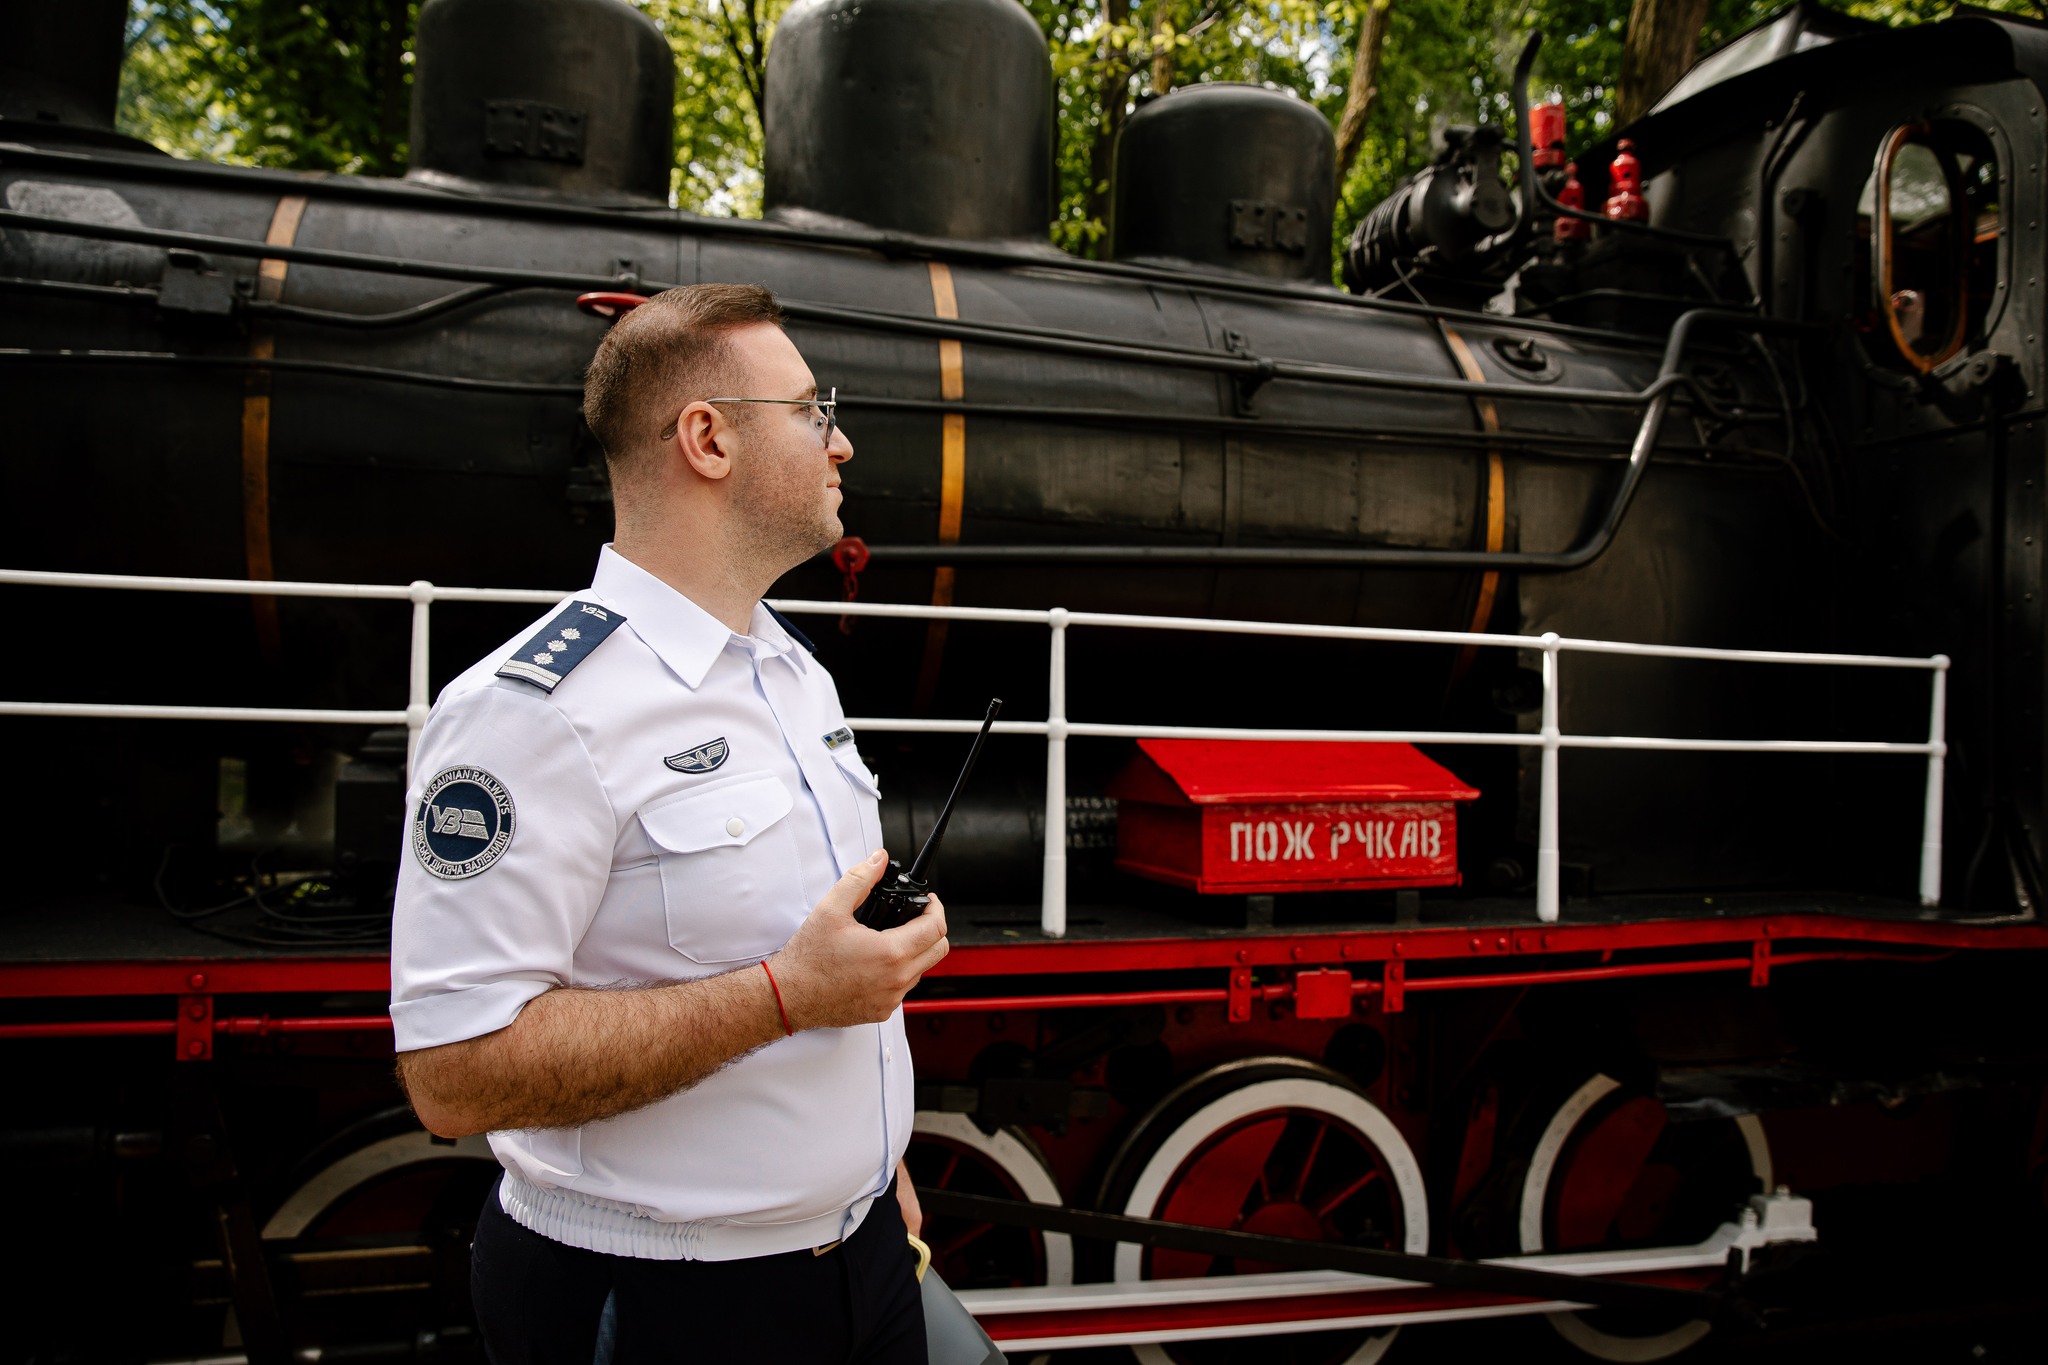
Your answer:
[0,0,127,139]
[407,0,675,202]
[763,0,1054,240]
[1112,84,1335,281]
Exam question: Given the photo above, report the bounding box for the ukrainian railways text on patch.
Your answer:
[412,766,516,879]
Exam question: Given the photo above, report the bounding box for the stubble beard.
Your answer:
[731,451,840,583]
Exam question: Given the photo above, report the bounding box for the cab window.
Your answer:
[1854,120,1999,373]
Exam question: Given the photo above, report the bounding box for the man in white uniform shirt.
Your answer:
[391,284,946,1364]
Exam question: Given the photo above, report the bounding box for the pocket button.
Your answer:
[725,817,745,837]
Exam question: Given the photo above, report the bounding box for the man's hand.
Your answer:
[770,849,950,1031]
[895,1158,923,1238]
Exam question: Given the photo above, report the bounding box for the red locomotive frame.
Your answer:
[5,906,2042,1353]
[5,908,2037,1044]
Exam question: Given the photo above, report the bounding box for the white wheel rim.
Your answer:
[262,1130,494,1240]
[1114,1074,1428,1365]
[911,1110,1073,1286]
[1518,1075,1771,1362]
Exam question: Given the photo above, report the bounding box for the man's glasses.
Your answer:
[660,387,838,448]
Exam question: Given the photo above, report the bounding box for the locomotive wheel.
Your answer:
[263,1122,496,1241]
[1517,1074,1771,1362]
[255,1106,499,1347]
[1100,1058,1429,1365]
[906,1111,1074,1290]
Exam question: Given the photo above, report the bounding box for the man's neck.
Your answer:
[610,530,768,635]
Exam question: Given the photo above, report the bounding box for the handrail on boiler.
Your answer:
[0,567,1947,931]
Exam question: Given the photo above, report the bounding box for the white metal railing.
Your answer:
[0,567,1948,931]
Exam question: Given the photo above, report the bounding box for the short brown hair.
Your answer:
[581,283,787,473]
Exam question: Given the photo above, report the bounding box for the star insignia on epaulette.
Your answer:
[496,601,627,693]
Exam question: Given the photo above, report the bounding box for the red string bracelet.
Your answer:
[760,960,794,1036]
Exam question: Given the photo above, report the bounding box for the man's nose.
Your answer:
[829,425,853,463]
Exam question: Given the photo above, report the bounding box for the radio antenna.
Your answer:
[906,699,1002,883]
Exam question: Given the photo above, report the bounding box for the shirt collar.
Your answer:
[590,547,804,688]
[747,601,808,672]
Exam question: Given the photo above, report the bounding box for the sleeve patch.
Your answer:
[497,601,628,692]
[412,767,516,879]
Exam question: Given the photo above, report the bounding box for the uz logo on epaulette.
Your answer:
[431,805,491,839]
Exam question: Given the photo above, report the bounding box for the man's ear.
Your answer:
[674,402,734,482]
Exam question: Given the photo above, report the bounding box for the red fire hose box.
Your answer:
[1106,739,1479,894]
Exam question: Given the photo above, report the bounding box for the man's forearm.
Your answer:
[399,965,784,1136]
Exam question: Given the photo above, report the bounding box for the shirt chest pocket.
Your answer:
[637,776,806,965]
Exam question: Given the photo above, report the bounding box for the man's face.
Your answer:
[719,323,853,567]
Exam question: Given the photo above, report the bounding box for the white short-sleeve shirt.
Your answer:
[390,546,909,1261]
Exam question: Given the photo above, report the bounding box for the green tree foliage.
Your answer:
[120,0,414,174]
[115,0,2048,272]
[633,1,791,214]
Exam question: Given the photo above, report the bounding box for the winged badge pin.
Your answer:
[665,737,730,773]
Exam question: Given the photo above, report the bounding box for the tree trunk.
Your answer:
[1085,0,1132,255]
[1149,1,1174,97]
[714,0,768,125]
[1616,0,1713,128]
[1334,0,1391,180]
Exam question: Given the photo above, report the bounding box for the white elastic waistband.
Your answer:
[498,1170,875,1262]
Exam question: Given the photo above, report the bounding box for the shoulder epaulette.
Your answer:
[766,604,817,655]
[496,601,628,692]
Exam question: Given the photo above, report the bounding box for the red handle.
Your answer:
[831,537,872,575]
[576,291,651,320]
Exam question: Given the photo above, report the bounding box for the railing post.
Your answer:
[1042,608,1070,939]
[406,581,435,785]
[1537,632,1563,924]
[1920,654,1949,908]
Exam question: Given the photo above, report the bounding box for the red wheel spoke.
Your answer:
[937,1150,961,1190]
[1121,1068,1422,1340]
[1315,1166,1382,1218]
[1158,1117,1287,1231]
[1292,1121,1328,1201]
[935,1220,995,1261]
[1555,1095,1667,1249]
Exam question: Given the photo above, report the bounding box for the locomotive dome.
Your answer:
[406,0,677,203]
[764,0,1055,241]
[1112,83,1338,282]
[0,0,134,149]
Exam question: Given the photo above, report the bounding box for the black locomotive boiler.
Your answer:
[2,0,2046,1361]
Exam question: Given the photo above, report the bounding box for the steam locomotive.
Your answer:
[2,0,2045,1359]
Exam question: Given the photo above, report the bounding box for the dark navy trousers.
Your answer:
[471,1177,927,1365]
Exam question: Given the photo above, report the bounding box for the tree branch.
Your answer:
[713,0,765,123]
[1084,0,1134,255]
[1335,0,1391,179]
[1149,0,1175,96]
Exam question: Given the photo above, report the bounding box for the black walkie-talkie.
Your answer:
[854,699,1002,931]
